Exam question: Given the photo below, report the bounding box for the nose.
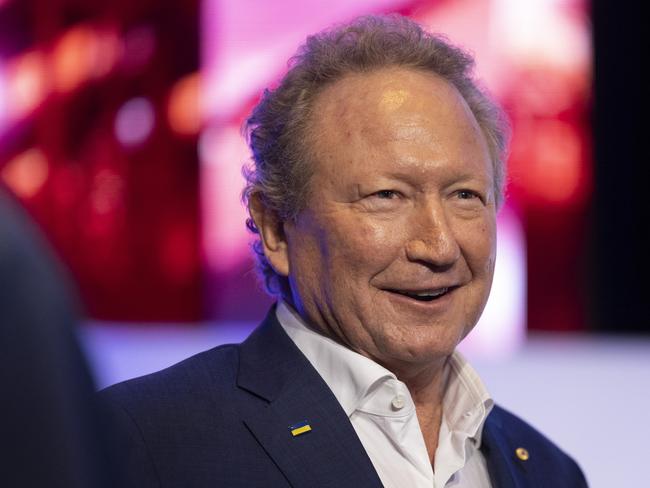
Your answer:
[405,204,460,268]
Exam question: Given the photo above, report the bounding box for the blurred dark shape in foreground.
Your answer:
[0,187,115,487]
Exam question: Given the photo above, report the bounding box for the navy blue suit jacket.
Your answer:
[100,308,588,487]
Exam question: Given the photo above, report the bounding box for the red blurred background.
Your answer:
[1,0,201,321]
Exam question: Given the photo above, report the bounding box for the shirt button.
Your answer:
[391,394,405,410]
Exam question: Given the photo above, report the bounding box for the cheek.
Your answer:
[456,218,496,273]
[285,220,331,293]
[325,216,406,273]
[286,237,321,297]
[478,228,497,278]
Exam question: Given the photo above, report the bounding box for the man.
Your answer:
[101,15,587,487]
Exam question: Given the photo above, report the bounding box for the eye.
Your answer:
[456,189,480,201]
[373,190,399,199]
[362,189,404,212]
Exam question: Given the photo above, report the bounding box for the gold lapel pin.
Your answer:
[515,447,530,461]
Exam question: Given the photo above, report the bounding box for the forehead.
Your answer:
[311,68,473,134]
[306,67,491,183]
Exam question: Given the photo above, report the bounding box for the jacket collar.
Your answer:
[237,306,383,488]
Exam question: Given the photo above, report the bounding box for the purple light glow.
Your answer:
[114,97,155,148]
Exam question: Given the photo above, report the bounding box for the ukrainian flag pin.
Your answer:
[290,420,312,437]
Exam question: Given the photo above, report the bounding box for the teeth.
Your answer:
[397,287,449,299]
[414,288,448,297]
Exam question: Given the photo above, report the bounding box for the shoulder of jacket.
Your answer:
[487,404,587,483]
[98,343,241,410]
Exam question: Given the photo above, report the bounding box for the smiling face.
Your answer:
[257,67,497,375]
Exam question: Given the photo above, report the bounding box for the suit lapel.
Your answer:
[481,409,530,488]
[237,308,383,488]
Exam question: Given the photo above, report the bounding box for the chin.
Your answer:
[379,331,461,366]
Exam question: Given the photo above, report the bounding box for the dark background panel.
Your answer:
[592,0,648,333]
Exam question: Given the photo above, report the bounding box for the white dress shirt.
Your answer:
[277,301,494,488]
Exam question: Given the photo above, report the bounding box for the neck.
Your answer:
[394,356,450,464]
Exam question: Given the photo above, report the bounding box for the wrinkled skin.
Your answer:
[255,67,497,380]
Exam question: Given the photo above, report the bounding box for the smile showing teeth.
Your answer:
[393,287,449,301]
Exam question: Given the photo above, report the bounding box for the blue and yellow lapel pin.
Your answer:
[289,420,312,437]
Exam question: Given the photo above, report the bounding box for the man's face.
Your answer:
[276,68,497,374]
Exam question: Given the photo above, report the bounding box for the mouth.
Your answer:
[384,286,456,302]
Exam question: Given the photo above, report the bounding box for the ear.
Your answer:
[248,193,290,277]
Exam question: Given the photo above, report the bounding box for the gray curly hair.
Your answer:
[242,14,510,297]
